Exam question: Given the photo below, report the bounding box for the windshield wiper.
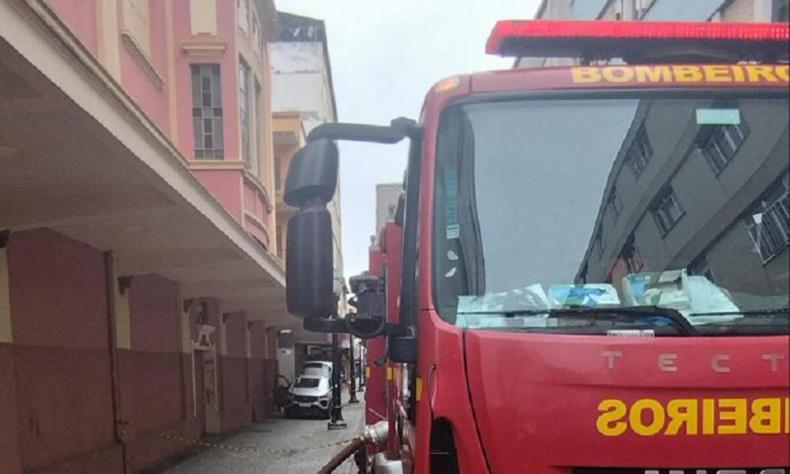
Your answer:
[689,307,789,317]
[461,305,697,336]
[689,307,789,335]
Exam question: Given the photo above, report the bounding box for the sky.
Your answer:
[275,0,542,280]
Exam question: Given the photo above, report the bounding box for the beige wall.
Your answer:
[122,0,150,54]
[190,0,218,35]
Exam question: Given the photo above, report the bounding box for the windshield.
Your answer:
[294,377,321,388]
[433,92,789,335]
[304,363,328,370]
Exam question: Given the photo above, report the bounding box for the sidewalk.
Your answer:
[158,396,364,474]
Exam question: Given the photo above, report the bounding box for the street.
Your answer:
[159,399,364,474]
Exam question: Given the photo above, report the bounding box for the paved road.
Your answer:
[160,398,364,474]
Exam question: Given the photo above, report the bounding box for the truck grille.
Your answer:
[574,469,787,474]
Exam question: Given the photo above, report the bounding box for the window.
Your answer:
[252,80,262,177]
[609,186,623,218]
[239,59,251,167]
[744,173,790,264]
[625,124,653,178]
[621,235,644,274]
[252,14,261,56]
[689,254,715,282]
[775,0,789,21]
[595,227,606,259]
[294,377,319,389]
[191,65,224,159]
[652,188,684,235]
[701,123,749,174]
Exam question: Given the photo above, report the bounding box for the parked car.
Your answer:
[284,375,331,419]
[301,361,332,379]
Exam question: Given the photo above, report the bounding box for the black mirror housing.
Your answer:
[284,139,338,208]
[388,334,417,363]
[286,203,334,318]
[284,138,340,321]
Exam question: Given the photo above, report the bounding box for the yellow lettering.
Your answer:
[731,65,746,83]
[634,66,672,83]
[776,65,790,83]
[597,397,790,437]
[703,65,733,83]
[746,65,778,82]
[718,398,747,434]
[602,66,635,83]
[749,398,782,434]
[572,67,602,84]
[665,399,698,435]
[673,65,704,82]
[597,399,628,436]
[629,399,665,436]
[702,398,716,435]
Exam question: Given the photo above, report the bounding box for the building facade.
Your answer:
[270,12,348,379]
[574,94,788,311]
[375,183,403,240]
[518,0,790,67]
[0,1,308,473]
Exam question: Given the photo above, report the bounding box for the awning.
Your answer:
[0,0,293,327]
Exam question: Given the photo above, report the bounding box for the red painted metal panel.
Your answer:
[465,331,790,472]
[365,245,388,426]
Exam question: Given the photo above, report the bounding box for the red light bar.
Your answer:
[487,20,790,62]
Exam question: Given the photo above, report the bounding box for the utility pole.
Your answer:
[327,332,347,430]
[348,334,359,403]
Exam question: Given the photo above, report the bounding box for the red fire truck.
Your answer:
[283,20,790,474]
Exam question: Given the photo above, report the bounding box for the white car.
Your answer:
[301,361,333,379]
[284,375,331,418]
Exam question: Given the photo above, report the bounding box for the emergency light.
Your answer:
[486,20,790,63]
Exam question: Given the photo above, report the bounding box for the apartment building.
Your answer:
[0,1,308,472]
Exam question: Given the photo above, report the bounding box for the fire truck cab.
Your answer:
[284,20,790,474]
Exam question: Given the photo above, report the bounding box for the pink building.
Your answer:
[46,0,279,244]
[0,1,301,472]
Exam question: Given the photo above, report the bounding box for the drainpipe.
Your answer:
[104,252,128,473]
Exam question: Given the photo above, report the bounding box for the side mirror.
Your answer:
[285,139,339,319]
[345,273,386,338]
